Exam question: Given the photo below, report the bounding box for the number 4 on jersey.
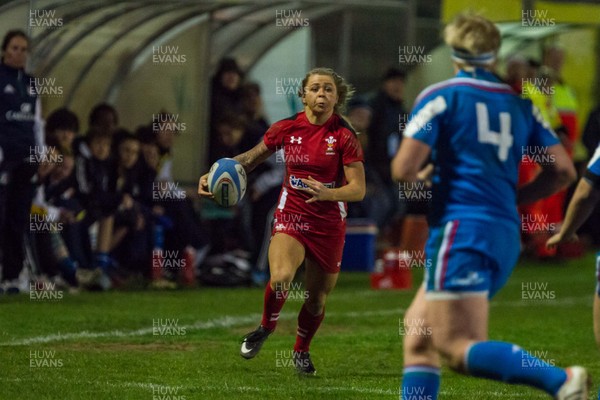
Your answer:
[475,102,513,162]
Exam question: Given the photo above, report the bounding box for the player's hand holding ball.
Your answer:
[198,158,247,207]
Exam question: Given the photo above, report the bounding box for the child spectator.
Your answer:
[73,127,129,289]
[109,131,152,279]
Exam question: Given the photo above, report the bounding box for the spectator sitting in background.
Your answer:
[73,102,120,158]
[31,146,80,292]
[45,107,79,156]
[89,102,119,135]
[72,127,128,289]
[136,125,161,209]
[210,58,244,159]
[151,112,209,287]
[109,130,152,281]
[209,112,246,164]
[240,82,270,151]
[210,57,244,127]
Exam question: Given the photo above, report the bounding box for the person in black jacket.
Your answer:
[367,68,409,237]
[71,127,130,288]
[109,130,152,277]
[0,30,43,293]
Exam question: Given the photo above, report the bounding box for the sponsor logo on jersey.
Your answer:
[290,136,302,144]
[288,175,335,190]
[6,103,34,121]
[3,84,15,94]
[325,136,336,155]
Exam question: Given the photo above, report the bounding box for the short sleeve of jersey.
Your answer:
[584,144,600,189]
[340,129,364,165]
[528,104,560,148]
[263,120,287,151]
[403,93,447,148]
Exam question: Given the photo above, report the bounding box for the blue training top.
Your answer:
[405,68,560,228]
[585,144,600,189]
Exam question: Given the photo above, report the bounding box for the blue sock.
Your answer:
[58,257,77,287]
[94,252,111,273]
[401,365,440,400]
[466,341,567,396]
[597,383,600,400]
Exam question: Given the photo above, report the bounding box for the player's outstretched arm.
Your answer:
[517,143,576,205]
[300,162,366,203]
[547,178,600,248]
[234,141,273,174]
[391,137,431,183]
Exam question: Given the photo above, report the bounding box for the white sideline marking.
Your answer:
[0,377,547,398]
[1,294,592,347]
[0,308,404,347]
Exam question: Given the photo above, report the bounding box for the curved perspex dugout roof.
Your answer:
[0,0,408,182]
[1,0,407,106]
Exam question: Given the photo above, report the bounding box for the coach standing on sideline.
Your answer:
[0,30,43,293]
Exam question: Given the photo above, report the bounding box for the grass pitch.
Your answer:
[1,252,598,399]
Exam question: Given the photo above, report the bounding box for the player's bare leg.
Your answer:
[428,296,587,399]
[427,296,487,371]
[291,258,338,374]
[240,233,305,359]
[400,287,441,400]
[268,233,305,291]
[402,286,439,368]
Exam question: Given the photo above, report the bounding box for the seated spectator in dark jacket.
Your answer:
[109,131,152,277]
[210,57,244,128]
[209,58,244,159]
[209,112,246,164]
[240,82,269,151]
[45,107,79,156]
[32,146,79,290]
[150,113,209,286]
[89,102,119,135]
[72,127,128,287]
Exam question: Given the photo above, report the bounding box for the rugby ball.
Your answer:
[207,158,247,207]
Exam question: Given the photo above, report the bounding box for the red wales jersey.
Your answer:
[263,111,364,228]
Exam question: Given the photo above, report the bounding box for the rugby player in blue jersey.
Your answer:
[548,144,600,399]
[392,12,587,400]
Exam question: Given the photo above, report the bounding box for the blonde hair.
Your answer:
[298,67,354,114]
[444,13,500,67]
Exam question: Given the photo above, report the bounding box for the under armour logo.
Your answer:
[290,136,302,144]
[3,84,15,94]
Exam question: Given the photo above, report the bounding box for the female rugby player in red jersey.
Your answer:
[198,67,365,374]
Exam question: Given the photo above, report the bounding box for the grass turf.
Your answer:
[0,252,598,399]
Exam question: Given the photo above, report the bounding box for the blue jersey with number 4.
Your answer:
[405,68,559,228]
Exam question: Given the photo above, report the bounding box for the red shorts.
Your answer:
[271,211,345,273]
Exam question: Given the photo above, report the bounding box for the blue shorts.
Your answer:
[424,219,520,299]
